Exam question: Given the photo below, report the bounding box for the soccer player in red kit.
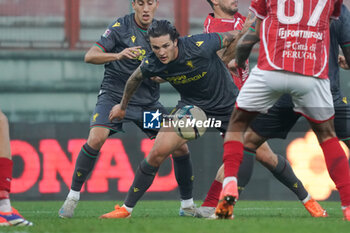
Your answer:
[0,110,33,226]
[196,0,326,219]
[216,0,350,221]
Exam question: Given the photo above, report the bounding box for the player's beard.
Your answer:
[221,6,238,16]
[220,1,238,16]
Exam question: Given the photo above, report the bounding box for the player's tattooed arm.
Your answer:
[220,31,241,48]
[235,19,261,68]
[339,46,350,70]
[121,66,145,109]
[109,66,144,121]
[221,12,256,65]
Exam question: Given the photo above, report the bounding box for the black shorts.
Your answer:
[250,94,300,139]
[251,94,350,140]
[90,91,167,139]
[333,96,350,140]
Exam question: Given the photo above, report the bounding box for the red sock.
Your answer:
[201,180,222,207]
[0,158,12,198]
[320,137,350,206]
[223,141,244,178]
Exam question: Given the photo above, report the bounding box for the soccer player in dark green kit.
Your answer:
[59,0,195,218]
[100,19,244,218]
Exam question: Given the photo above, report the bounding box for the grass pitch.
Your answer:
[2,200,349,233]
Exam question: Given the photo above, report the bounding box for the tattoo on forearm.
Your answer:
[121,67,144,108]
[221,31,240,48]
[236,32,260,67]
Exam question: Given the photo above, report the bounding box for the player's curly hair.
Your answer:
[147,20,180,42]
[206,0,214,9]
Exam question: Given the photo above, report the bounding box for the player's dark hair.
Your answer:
[147,20,180,42]
[206,0,214,9]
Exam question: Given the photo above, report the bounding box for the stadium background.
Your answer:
[0,0,350,203]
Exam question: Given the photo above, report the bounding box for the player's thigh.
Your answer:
[290,76,334,122]
[147,126,187,166]
[333,97,350,142]
[236,66,283,113]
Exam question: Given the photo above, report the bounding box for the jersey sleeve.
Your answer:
[140,55,159,79]
[338,5,350,47]
[331,0,343,19]
[249,0,267,20]
[190,33,223,57]
[95,19,122,52]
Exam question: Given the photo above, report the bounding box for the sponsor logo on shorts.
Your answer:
[143,110,162,129]
[133,187,140,192]
[343,97,348,104]
[92,113,99,123]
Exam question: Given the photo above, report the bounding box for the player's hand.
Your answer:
[150,76,166,83]
[117,46,142,60]
[228,59,241,76]
[109,104,126,122]
[241,12,256,35]
[338,55,350,70]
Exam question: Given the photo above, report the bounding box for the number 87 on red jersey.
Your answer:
[249,0,343,79]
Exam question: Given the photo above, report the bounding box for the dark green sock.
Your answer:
[271,154,308,201]
[124,159,159,208]
[173,153,193,200]
[71,143,99,191]
[237,148,256,194]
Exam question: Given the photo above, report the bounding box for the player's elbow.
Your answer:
[0,111,9,128]
[84,53,93,63]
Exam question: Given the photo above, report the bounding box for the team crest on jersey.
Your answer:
[131,35,136,43]
[112,22,121,27]
[102,29,111,38]
[196,41,204,47]
[186,60,194,69]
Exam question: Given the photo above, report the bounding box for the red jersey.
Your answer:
[203,13,249,90]
[250,0,342,79]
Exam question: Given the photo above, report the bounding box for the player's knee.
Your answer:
[0,111,8,127]
[256,150,278,170]
[87,134,107,150]
[244,129,265,150]
[172,143,189,157]
[310,121,337,143]
[148,148,168,167]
